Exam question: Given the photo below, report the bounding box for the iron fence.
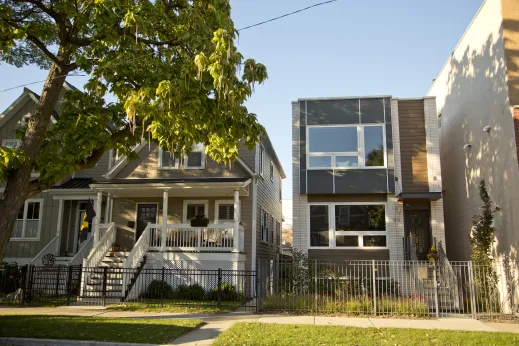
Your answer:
[257,259,519,319]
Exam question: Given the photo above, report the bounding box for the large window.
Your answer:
[307,125,385,169]
[11,199,43,240]
[309,203,386,248]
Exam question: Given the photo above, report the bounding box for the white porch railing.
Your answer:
[148,223,244,252]
[122,223,152,297]
[69,236,93,266]
[30,235,60,266]
[82,222,116,268]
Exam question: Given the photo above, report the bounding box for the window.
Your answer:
[259,144,265,176]
[158,148,179,169]
[438,114,442,128]
[279,176,282,201]
[183,200,208,222]
[270,161,274,182]
[309,203,386,248]
[310,205,329,246]
[276,221,281,246]
[261,209,268,242]
[184,143,205,169]
[307,125,385,169]
[218,204,234,222]
[11,199,43,240]
[109,149,122,169]
[269,215,274,244]
[2,139,21,149]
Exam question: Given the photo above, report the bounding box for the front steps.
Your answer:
[82,252,128,299]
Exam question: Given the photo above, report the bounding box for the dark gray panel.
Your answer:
[388,169,395,193]
[360,98,384,123]
[307,99,359,125]
[300,125,306,169]
[299,101,306,126]
[384,98,392,123]
[334,169,388,194]
[307,170,334,194]
[300,170,307,194]
[386,123,393,169]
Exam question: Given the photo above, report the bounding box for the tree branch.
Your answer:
[79,126,134,170]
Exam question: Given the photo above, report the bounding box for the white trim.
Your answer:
[158,147,179,170]
[259,144,265,177]
[135,202,159,243]
[307,202,388,249]
[105,141,147,179]
[214,200,237,224]
[182,199,209,223]
[10,198,44,241]
[184,143,206,170]
[52,194,97,200]
[270,161,274,182]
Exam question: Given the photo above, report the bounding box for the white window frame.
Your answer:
[259,144,265,177]
[10,198,44,241]
[183,200,209,223]
[308,202,388,249]
[184,143,206,170]
[108,149,122,170]
[270,161,274,182]
[214,200,238,224]
[2,139,22,149]
[306,124,387,170]
[158,147,180,170]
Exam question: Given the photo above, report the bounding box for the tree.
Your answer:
[0,0,267,261]
[470,180,499,265]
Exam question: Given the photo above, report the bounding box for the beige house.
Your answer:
[0,85,285,277]
[427,0,519,264]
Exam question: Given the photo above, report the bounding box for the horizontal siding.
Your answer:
[74,151,110,181]
[0,98,35,142]
[397,100,429,192]
[238,142,256,171]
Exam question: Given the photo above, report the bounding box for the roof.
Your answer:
[95,177,250,185]
[261,132,286,179]
[53,178,97,189]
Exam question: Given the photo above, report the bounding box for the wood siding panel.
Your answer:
[397,100,429,192]
[0,99,35,141]
[238,142,256,172]
[75,151,110,181]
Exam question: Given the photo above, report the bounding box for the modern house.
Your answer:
[292,96,446,261]
[0,85,285,279]
[427,0,519,264]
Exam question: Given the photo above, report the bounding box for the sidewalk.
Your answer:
[1,306,518,345]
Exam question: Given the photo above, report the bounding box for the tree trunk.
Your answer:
[0,49,71,262]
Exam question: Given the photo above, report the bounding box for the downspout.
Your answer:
[251,176,258,273]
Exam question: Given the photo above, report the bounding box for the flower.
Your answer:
[427,245,440,263]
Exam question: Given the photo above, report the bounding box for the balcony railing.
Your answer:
[147,223,244,252]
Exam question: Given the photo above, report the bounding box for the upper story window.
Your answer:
[307,125,385,169]
[259,144,265,176]
[261,209,268,242]
[270,161,274,181]
[159,148,179,170]
[11,199,43,241]
[2,139,22,149]
[184,143,205,169]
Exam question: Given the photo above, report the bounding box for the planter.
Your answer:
[190,219,209,227]
[112,246,121,252]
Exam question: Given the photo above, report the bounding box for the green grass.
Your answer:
[0,315,202,344]
[107,300,242,313]
[213,323,519,346]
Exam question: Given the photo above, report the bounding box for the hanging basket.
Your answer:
[190,218,209,227]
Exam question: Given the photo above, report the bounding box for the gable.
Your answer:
[0,95,36,141]
[114,143,250,179]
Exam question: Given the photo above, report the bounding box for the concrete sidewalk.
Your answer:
[1,306,518,345]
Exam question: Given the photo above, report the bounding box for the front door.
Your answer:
[405,210,431,260]
[136,204,157,241]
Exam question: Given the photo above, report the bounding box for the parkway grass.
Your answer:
[0,315,202,344]
[213,322,519,346]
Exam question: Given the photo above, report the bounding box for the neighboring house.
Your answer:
[427,0,519,264]
[292,96,446,261]
[0,86,286,278]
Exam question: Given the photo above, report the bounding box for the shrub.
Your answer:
[0,263,24,295]
[140,280,174,299]
[172,284,205,300]
[378,297,429,316]
[206,282,244,302]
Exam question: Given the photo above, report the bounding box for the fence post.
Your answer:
[468,261,477,319]
[102,267,108,307]
[27,265,35,303]
[217,268,222,308]
[66,266,73,306]
[256,260,261,313]
[433,261,440,318]
[161,267,165,307]
[21,265,28,305]
[314,259,318,314]
[54,266,61,297]
[372,260,377,316]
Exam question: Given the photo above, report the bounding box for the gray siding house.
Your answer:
[1,86,285,275]
[292,96,446,261]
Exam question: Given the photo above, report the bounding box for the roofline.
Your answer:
[90,179,251,190]
[296,95,393,102]
[261,132,286,179]
[0,87,59,129]
[427,0,489,95]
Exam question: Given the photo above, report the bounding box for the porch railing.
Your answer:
[122,223,152,296]
[69,236,93,266]
[82,222,116,268]
[148,223,244,252]
[30,235,60,266]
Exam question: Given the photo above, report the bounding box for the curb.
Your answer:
[0,338,162,346]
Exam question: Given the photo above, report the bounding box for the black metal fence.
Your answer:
[0,263,256,310]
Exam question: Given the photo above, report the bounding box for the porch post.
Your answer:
[104,193,111,224]
[161,190,168,251]
[94,191,103,243]
[55,199,64,256]
[233,189,240,253]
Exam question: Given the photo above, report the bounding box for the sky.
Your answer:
[0,0,484,199]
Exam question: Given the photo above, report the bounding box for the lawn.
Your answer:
[0,315,202,344]
[107,300,242,313]
[213,322,519,346]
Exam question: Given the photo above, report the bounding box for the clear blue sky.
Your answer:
[0,0,483,198]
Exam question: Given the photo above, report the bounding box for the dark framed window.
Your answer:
[310,205,329,246]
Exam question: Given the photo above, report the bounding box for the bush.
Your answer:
[173,284,205,300]
[0,263,24,295]
[206,282,244,302]
[140,280,174,299]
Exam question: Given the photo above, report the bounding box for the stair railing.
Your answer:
[83,222,116,268]
[30,235,60,266]
[69,236,94,266]
[122,223,153,297]
[437,240,460,309]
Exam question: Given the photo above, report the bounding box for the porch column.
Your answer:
[55,199,64,256]
[104,193,111,224]
[161,190,168,251]
[94,191,102,243]
[233,189,240,253]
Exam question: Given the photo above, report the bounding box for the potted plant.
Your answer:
[112,243,121,252]
[427,245,440,264]
[190,215,209,227]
